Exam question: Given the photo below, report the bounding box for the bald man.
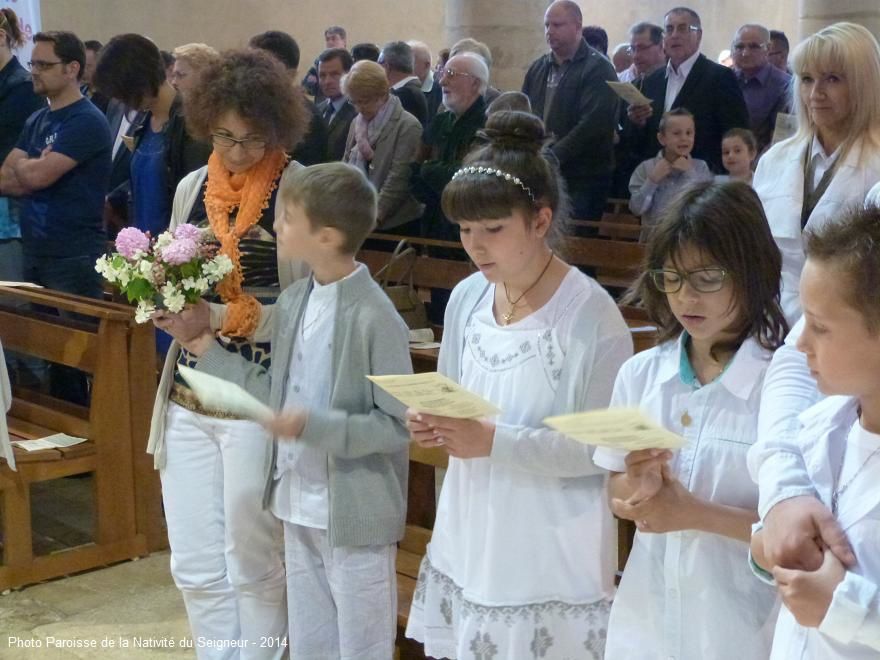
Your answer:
[522,0,618,226]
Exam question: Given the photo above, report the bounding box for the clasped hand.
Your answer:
[405,409,494,459]
[612,449,695,533]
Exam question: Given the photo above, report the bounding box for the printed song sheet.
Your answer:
[606,81,652,106]
[178,365,273,422]
[367,372,500,419]
[544,407,685,450]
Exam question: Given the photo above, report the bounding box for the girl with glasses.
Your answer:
[147,49,310,659]
[594,181,789,660]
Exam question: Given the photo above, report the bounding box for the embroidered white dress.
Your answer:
[406,270,621,660]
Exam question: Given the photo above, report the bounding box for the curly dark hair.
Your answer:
[93,33,164,108]
[185,49,309,151]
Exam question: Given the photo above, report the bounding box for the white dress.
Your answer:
[406,269,618,660]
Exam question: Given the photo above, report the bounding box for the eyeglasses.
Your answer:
[649,267,728,293]
[664,24,701,36]
[211,133,267,151]
[733,42,767,52]
[627,43,660,55]
[441,68,475,80]
[29,60,65,71]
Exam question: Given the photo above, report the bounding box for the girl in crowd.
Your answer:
[149,49,309,659]
[754,22,880,324]
[718,128,757,185]
[594,182,788,660]
[404,111,633,658]
[342,59,423,231]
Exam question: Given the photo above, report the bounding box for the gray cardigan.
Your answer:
[196,266,413,547]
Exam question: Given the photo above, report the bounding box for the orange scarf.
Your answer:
[204,149,288,337]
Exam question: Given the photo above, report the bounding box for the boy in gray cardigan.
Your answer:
[172,163,412,658]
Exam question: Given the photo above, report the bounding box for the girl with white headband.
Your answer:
[404,110,632,658]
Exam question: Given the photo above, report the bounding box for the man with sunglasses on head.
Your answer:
[624,7,748,175]
[0,31,111,302]
[522,0,618,228]
[731,24,791,155]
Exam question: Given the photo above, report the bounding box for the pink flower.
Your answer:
[115,227,150,259]
[160,238,198,265]
[173,224,202,242]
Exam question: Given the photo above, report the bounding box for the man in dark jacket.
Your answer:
[622,7,749,174]
[380,41,428,126]
[522,0,618,224]
[316,48,356,160]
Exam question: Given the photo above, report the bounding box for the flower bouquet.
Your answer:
[95,225,233,323]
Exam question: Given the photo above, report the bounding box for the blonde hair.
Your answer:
[790,22,880,159]
[172,42,220,71]
[341,59,389,100]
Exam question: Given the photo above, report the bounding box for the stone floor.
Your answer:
[1,552,193,659]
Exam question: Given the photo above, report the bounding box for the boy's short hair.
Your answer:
[805,204,880,333]
[279,163,377,254]
[722,127,757,153]
[658,107,694,133]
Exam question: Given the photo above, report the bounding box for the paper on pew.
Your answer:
[12,433,88,451]
[367,372,500,419]
[0,281,43,288]
[177,365,273,423]
[409,328,435,343]
[606,81,652,106]
[544,407,685,450]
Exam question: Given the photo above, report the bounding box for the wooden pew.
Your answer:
[0,287,162,591]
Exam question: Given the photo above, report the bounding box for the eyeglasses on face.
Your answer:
[664,23,701,36]
[211,133,267,151]
[627,43,660,55]
[733,42,767,52]
[29,60,65,71]
[649,267,728,293]
[441,68,475,80]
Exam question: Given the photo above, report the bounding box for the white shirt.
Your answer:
[765,397,880,658]
[112,113,133,160]
[594,335,779,660]
[420,70,435,93]
[0,340,13,471]
[665,50,701,111]
[618,65,637,83]
[391,75,420,90]
[809,134,841,189]
[272,271,354,528]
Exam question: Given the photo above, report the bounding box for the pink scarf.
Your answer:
[349,94,398,170]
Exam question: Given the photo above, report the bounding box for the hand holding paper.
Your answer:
[607,81,652,107]
[367,372,499,419]
[177,365,273,423]
[544,407,685,451]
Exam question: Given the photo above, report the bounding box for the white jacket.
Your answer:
[754,138,880,324]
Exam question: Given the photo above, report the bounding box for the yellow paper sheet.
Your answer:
[178,365,274,423]
[606,81,652,106]
[544,407,685,450]
[367,372,500,419]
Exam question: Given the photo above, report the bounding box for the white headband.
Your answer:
[451,166,535,202]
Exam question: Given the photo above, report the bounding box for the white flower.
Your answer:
[154,231,174,252]
[203,254,234,283]
[161,282,186,314]
[181,276,210,294]
[134,300,157,324]
[138,259,156,284]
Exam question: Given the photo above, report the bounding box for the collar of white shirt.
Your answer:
[666,49,700,82]
[421,70,434,93]
[391,75,420,90]
[655,333,768,400]
[810,133,841,168]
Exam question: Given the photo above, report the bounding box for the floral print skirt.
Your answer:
[405,556,610,660]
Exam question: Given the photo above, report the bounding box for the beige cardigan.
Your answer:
[146,162,309,468]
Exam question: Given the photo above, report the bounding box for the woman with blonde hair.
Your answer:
[342,59,422,230]
[170,42,219,99]
[754,22,880,323]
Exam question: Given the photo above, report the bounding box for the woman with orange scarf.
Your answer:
[147,50,309,659]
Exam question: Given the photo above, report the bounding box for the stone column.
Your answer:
[798,0,880,40]
[444,0,549,92]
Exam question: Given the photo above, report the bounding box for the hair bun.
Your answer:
[478,111,546,153]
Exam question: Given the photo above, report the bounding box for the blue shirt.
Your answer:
[16,97,111,256]
[130,122,170,235]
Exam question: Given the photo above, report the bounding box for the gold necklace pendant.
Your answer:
[681,411,692,427]
[502,308,515,325]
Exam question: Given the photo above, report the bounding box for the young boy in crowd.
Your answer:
[629,107,712,240]
[174,162,412,658]
[751,205,880,657]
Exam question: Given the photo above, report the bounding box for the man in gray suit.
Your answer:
[317,48,357,161]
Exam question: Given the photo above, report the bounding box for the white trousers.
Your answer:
[283,522,397,660]
[161,403,287,660]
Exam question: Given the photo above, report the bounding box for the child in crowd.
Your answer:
[164,162,412,659]
[751,205,880,658]
[629,107,713,241]
[594,181,788,660]
[404,111,633,658]
[718,128,758,185]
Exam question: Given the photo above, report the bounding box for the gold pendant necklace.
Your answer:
[501,251,555,326]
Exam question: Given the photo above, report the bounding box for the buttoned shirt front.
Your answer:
[735,62,791,151]
[594,335,779,660]
[665,50,700,111]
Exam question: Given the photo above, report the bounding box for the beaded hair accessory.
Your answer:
[452,166,535,202]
